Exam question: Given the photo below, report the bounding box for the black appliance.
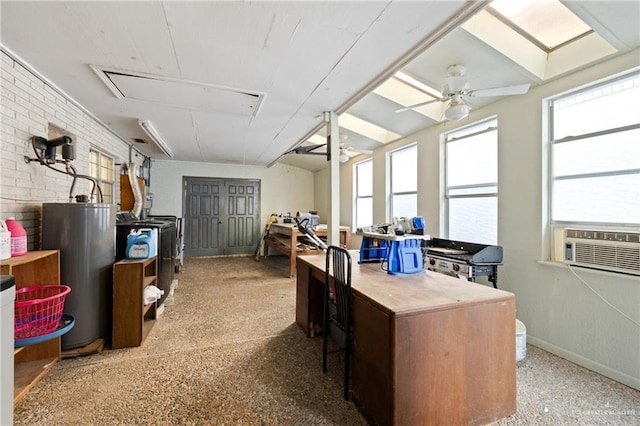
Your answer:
[425,238,503,288]
[147,215,183,273]
[116,213,176,306]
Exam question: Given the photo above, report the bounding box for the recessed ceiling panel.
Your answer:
[93,67,265,117]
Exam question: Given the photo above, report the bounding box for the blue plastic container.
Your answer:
[387,239,424,275]
[126,230,156,259]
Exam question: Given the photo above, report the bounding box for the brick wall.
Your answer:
[0,50,142,250]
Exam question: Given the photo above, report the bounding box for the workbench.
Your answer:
[296,253,516,425]
[264,223,350,277]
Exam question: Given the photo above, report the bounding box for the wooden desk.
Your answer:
[296,254,516,426]
[265,223,350,277]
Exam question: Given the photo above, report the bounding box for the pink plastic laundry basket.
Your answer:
[14,285,71,339]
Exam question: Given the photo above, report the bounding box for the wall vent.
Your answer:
[132,138,147,144]
[564,229,640,275]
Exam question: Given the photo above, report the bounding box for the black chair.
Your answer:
[322,245,353,401]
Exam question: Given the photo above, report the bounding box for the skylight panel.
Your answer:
[489,0,592,50]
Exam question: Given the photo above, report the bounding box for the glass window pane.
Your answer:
[391,145,417,193]
[490,0,591,50]
[101,183,113,204]
[446,130,497,188]
[90,162,98,178]
[553,74,640,139]
[449,197,497,245]
[356,197,373,228]
[392,194,417,219]
[553,174,640,223]
[357,160,373,196]
[553,129,640,177]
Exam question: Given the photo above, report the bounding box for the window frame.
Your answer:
[443,117,499,244]
[89,148,115,204]
[354,158,373,231]
[547,69,640,229]
[388,143,418,220]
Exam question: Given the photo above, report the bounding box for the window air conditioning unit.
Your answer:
[563,229,640,275]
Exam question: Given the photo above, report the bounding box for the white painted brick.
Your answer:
[14,79,44,102]
[2,55,133,223]
[1,52,14,67]
[1,88,16,104]
[12,66,34,86]
[1,68,15,85]
[2,114,29,133]
[27,96,55,117]
[1,105,16,120]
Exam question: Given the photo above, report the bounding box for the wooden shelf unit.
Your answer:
[112,257,158,349]
[264,223,351,277]
[1,250,61,404]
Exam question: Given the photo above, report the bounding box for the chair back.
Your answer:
[325,246,352,330]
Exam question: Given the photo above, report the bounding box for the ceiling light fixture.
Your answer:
[444,96,470,121]
[339,152,350,163]
[138,119,174,157]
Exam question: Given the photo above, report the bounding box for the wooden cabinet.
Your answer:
[112,257,158,349]
[0,250,61,404]
[296,254,516,425]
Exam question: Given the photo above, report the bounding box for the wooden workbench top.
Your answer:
[298,253,514,317]
[270,223,350,234]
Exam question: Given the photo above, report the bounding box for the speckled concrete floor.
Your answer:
[13,256,640,425]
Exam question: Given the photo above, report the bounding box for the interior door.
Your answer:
[225,179,260,255]
[183,177,260,257]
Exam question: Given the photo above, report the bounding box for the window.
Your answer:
[444,118,498,245]
[354,159,373,229]
[549,70,640,226]
[488,0,592,52]
[89,149,115,203]
[389,144,417,219]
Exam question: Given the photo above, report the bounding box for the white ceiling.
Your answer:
[1,1,639,172]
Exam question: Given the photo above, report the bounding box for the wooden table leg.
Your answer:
[289,234,297,277]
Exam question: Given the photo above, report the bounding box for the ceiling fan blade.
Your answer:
[395,97,444,113]
[342,146,374,155]
[468,83,531,98]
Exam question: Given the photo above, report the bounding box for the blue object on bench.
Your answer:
[387,239,424,275]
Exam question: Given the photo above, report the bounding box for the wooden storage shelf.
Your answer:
[112,256,158,349]
[1,250,62,405]
[264,223,351,277]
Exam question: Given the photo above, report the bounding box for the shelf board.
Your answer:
[14,357,59,404]
[143,276,156,287]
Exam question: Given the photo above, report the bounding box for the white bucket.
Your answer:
[0,221,10,260]
[516,319,527,362]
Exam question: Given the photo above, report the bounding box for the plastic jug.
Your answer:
[126,229,156,259]
[0,220,11,260]
[5,218,27,257]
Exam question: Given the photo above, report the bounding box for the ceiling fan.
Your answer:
[395,64,530,120]
[287,135,373,163]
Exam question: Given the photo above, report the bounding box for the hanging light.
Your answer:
[444,95,469,121]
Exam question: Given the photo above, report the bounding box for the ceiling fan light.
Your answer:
[339,152,350,163]
[444,102,469,121]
